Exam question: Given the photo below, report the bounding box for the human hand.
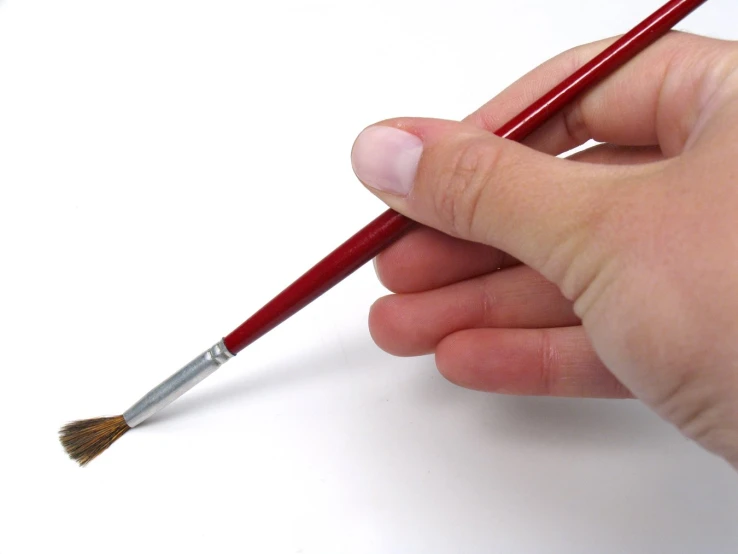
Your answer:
[350,33,738,468]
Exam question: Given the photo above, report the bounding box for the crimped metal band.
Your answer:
[123,340,234,428]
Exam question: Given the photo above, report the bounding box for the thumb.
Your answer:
[351,118,625,295]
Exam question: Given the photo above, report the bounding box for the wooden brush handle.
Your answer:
[223,0,708,355]
[224,209,411,354]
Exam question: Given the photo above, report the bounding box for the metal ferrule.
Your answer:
[123,340,234,428]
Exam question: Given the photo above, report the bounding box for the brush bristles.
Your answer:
[59,416,130,466]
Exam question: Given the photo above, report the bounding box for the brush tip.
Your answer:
[59,415,130,466]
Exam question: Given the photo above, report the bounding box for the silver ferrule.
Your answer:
[123,340,234,428]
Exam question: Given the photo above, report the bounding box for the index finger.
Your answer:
[464,32,738,157]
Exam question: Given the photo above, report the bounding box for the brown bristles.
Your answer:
[59,416,130,466]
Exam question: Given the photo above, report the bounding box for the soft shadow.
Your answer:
[338,362,738,549]
[483,394,668,448]
[138,338,738,548]
[147,334,670,451]
[143,335,381,426]
[408,362,669,449]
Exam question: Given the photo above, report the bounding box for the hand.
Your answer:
[350,32,738,468]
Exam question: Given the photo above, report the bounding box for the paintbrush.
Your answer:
[60,0,710,466]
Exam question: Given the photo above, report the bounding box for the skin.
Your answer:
[350,32,738,469]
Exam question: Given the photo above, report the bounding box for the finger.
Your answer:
[464,32,738,156]
[436,326,632,399]
[567,144,663,165]
[369,265,577,356]
[374,226,517,294]
[351,119,646,295]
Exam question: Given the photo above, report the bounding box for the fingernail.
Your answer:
[352,126,423,196]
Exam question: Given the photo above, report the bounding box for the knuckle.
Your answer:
[561,97,590,146]
[433,138,499,238]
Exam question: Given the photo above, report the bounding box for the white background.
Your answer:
[2,0,738,552]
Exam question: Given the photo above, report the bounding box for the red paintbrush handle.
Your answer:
[224,209,412,353]
[495,0,708,142]
[223,0,708,355]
